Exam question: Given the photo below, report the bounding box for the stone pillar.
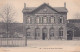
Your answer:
[40,27,42,40]
[47,27,50,40]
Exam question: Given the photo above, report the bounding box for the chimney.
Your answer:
[64,2,66,8]
[24,3,26,9]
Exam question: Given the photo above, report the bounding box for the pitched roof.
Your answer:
[53,7,67,12]
[22,3,68,13]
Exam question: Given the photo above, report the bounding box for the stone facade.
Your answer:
[22,3,68,40]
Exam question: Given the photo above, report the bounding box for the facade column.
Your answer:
[40,27,42,40]
[47,27,50,40]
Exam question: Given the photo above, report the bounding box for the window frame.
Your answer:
[35,28,40,37]
[43,16,47,23]
[59,27,63,36]
[27,16,31,24]
[50,16,55,23]
[50,28,54,37]
[26,28,31,37]
[36,17,40,24]
[59,16,63,23]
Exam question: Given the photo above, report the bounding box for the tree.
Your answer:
[0,4,17,46]
[0,4,16,37]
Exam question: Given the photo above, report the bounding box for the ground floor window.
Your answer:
[26,28,31,37]
[49,28,54,37]
[35,28,40,39]
[59,27,63,39]
[35,33,40,37]
[59,31,63,36]
[27,32,30,36]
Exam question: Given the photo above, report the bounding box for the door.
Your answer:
[42,33,46,40]
[67,31,73,40]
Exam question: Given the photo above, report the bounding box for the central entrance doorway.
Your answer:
[42,33,46,40]
[42,27,47,40]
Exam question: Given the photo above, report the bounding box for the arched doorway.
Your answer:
[42,27,47,40]
[35,28,40,40]
[49,27,54,40]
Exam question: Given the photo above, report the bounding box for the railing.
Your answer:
[0,38,26,47]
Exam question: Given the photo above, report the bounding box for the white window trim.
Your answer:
[51,17,55,23]
[43,17,47,23]
[27,16,31,23]
[36,17,39,23]
[60,16,63,23]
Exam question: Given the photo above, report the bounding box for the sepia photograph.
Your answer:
[0,0,80,52]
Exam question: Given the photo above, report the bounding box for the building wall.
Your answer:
[23,13,67,40]
[23,4,67,40]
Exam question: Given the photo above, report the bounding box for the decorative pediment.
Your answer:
[32,3,58,14]
[22,3,68,13]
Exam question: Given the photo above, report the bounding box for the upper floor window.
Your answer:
[36,17,39,23]
[43,16,47,23]
[51,17,55,23]
[59,16,63,23]
[27,16,30,23]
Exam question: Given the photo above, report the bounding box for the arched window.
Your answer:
[59,16,63,23]
[59,27,63,36]
[49,27,54,37]
[27,16,31,23]
[26,28,30,37]
[51,17,55,23]
[35,28,40,37]
[43,16,47,23]
[36,17,39,23]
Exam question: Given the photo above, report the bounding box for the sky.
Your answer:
[0,0,80,23]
